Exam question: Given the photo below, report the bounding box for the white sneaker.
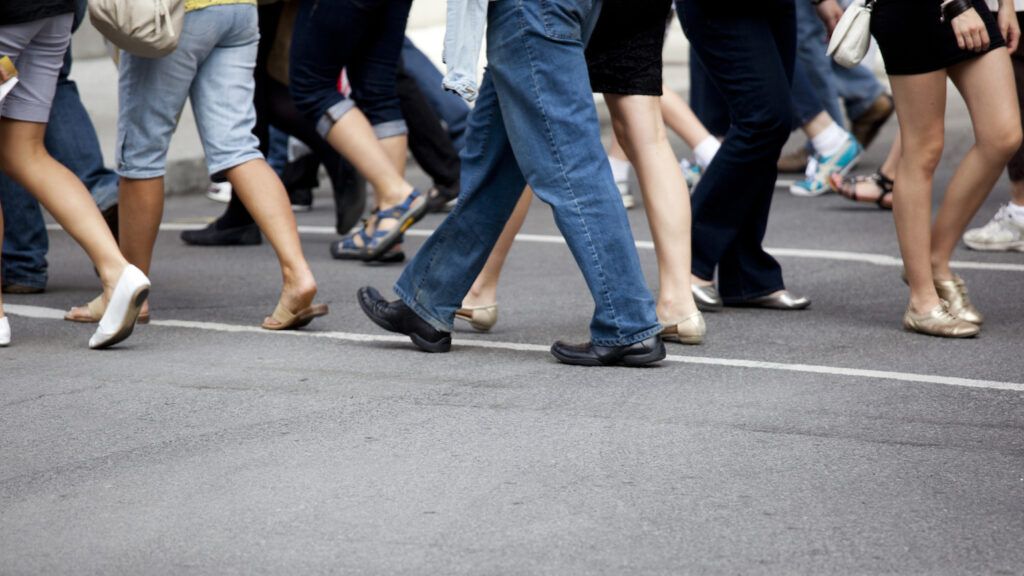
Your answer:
[615,173,636,210]
[0,316,10,347]
[206,181,232,203]
[963,205,1024,252]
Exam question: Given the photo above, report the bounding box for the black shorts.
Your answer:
[585,0,674,96]
[871,0,1006,75]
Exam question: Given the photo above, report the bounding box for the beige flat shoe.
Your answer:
[902,303,979,338]
[455,304,498,332]
[933,275,983,325]
[65,294,150,325]
[660,311,706,345]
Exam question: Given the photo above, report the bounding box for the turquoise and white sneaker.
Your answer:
[789,135,863,198]
[680,158,702,191]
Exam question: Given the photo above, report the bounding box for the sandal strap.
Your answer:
[376,189,422,221]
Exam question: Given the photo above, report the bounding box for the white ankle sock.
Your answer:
[1006,201,1024,222]
[810,122,849,158]
[608,155,631,183]
[693,136,721,169]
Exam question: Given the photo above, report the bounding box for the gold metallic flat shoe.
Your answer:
[455,304,498,332]
[902,303,979,338]
[691,285,723,312]
[933,275,983,325]
[738,290,811,310]
[660,311,706,345]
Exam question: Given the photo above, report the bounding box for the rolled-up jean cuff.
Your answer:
[316,99,357,138]
[373,119,408,139]
[393,283,453,333]
[117,167,168,180]
[209,151,265,181]
[592,324,664,348]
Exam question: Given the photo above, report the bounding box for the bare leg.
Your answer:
[881,130,902,179]
[889,70,949,314]
[836,131,901,208]
[0,200,4,319]
[933,49,1022,279]
[0,119,128,296]
[606,93,699,322]
[226,159,318,321]
[660,85,714,149]
[461,188,533,308]
[324,109,413,208]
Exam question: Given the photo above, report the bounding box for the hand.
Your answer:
[951,8,991,52]
[815,0,844,36]
[998,4,1021,53]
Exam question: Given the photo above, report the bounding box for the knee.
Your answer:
[901,132,945,175]
[984,124,1023,161]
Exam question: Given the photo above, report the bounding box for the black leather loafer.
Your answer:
[357,286,452,353]
[181,221,262,246]
[550,335,666,367]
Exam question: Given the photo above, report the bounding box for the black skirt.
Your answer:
[585,0,674,96]
[871,0,1006,75]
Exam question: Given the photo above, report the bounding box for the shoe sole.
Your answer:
[90,287,149,350]
[358,291,451,353]
[963,239,1024,252]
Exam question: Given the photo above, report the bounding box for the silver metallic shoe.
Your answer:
[660,311,706,345]
[933,275,983,325]
[691,285,723,312]
[455,304,498,332]
[903,302,979,338]
[740,290,811,310]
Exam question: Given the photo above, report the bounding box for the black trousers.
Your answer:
[677,0,796,302]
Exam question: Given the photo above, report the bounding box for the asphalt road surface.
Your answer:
[2,105,1023,575]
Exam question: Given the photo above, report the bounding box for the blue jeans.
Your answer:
[395,0,660,347]
[401,37,470,152]
[794,0,883,124]
[0,48,118,289]
[289,0,412,139]
[679,0,794,302]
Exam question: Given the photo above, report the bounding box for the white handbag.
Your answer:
[89,0,185,59]
[826,0,875,69]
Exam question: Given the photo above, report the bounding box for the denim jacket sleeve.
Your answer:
[442,0,493,103]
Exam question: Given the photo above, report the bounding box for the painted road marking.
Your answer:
[6,304,1023,393]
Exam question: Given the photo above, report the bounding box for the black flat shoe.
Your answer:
[357,286,452,353]
[181,221,262,246]
[550,335,666,367]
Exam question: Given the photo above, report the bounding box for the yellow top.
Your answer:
[185,0,257,12]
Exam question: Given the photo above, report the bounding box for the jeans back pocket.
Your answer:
[539,0,594,41]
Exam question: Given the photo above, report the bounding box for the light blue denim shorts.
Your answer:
[115,4,263,180]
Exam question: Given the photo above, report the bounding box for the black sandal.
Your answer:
[831,171,894,210]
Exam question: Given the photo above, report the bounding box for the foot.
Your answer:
[903,303,979,338]
[659,311,706,345]
[830,171,894,209]
[550,335,666,367]
[357,286,452,353]
[455,304,498,332]
[288,186,313,212]
[349,189,428,260]
[680,158,702,191]
[691,283,723,312]
[181,219,262,246]
[777,148,809,174]
[426,184,459,213]
[732,290,811,310]
[850,94,895,149]
[790,136,863,198]
[0,314,9,347]
[962,205,1024,252]
[261,270,319,330]
[89,264,151,349]
[205,181,233,203]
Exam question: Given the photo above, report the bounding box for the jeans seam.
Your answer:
[516,0,625,341]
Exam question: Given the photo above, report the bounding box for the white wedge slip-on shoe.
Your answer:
[89,265,151,350]
[0,316,10,347]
